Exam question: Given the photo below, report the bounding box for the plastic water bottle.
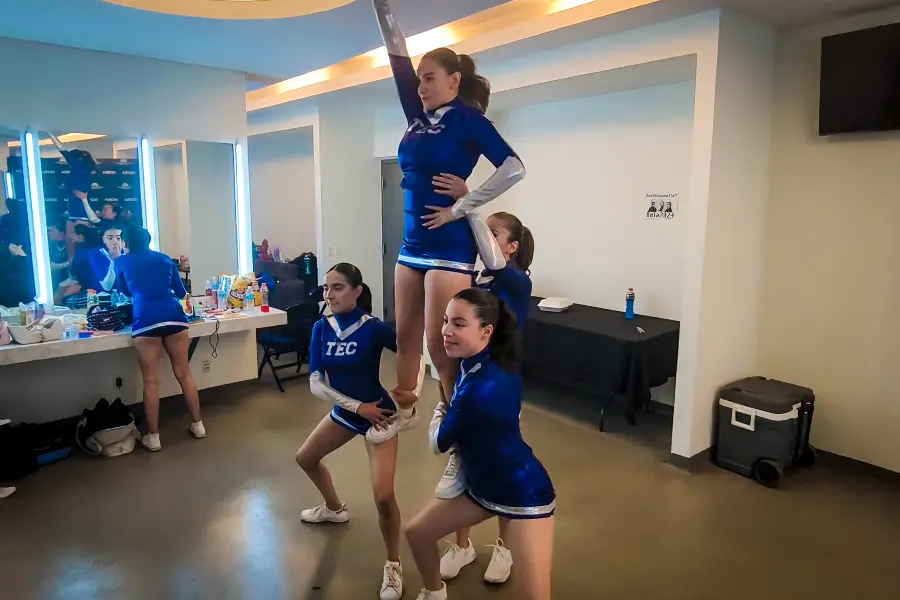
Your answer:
[625,288,636,320]
[245,289,255,311]
[260,283,270,313]
[87,289,99,312]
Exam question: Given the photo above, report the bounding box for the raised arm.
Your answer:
[373,0,423,123]
[170,262,187,298]
[308,321,364,413]
[48,133,66,153]
[451,114,526,219]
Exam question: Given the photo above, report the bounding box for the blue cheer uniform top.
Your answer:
[60,149,95,222]
[309,309,399,435]
[71,246,116,293]
[389,54,521,274]
[114,250,188,337]
[433,350,555,518]
[476,265,532,333]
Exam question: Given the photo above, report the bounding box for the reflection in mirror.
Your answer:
[153,140,237,294]
[35,133,142,308]
[0,128,36,308]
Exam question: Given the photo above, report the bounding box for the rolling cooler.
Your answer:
[716,377,816,488]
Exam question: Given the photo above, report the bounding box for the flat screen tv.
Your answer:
[819,22,900,136]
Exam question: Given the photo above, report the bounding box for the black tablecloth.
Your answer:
[522,298,680,423]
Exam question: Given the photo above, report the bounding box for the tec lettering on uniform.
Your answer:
[326,341,358,357]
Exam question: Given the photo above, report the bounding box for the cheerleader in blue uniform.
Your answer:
[371,0,525,430]
[47,133,101,262]
[115,227,204,452]
[295,263,423,600]
[406,288,555,600]
[433,209,535,584]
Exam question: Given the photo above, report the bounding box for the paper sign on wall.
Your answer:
[645,192,678,220]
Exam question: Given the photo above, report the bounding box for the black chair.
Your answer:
[257,300,321,392]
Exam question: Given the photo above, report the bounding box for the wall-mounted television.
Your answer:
[819,22,900,136]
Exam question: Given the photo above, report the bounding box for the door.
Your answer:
[381,160,405,326]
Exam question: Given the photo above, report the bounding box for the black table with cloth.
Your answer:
[522,297,680,430]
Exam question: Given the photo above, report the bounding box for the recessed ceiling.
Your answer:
[103,0,353,19]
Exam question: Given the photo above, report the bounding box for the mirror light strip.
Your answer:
[138,138,160,251]
[3,172,12,198]
[22,131,52,305]
[234,142,252,275]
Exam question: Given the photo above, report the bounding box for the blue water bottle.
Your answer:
[625,288,636,320]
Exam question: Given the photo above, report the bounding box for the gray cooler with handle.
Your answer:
[716,377,815,488]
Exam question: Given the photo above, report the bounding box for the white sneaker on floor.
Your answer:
[434,453,467,500]
[380,561,403,600]
[190,421,206,439]
[141,433,161,452]
[483,538,513,584]
[440,540,476,580]
[300,502,350,524]
[415,584,447,600]
[0,486,16,499]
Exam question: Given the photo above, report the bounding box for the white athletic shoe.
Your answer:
[483,539,513,584]
[366,406,419,445]
[140,433,162,452]
[440,540,476,580]
[300,502,350,524]
[434,452,467,500]
[190,421,206,439]
[414,584,447,600]
[398,405,419,431]
[0,486,16,499]
[380,561,403,600]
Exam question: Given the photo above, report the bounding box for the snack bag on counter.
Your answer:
[227,277,251,309]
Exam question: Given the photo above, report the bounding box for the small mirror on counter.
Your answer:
[0,128,35,309]
[154,140,237,293]
[36,132,141,308]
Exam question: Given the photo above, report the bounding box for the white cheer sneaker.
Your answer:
[300,502,350,524]
[380,560,403,600]
[414,583,447,600]
[434,452,467,500]
[484,539,513,584]
[440,540,476,580]
[366,406,419,445]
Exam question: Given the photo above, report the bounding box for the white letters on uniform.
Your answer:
[326,341,358,357]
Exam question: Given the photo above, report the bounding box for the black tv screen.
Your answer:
[819,22,900,136]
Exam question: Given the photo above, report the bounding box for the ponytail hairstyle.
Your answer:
[491,212,534,274]
[453,287,520,371]
[326,262,373,314]
[422,48,491,114]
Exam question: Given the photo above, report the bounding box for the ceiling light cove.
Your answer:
[102,0,353,19]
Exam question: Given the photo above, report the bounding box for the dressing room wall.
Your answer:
[248,128,317,260]
[759,6,900,473]
[484,81,695,321]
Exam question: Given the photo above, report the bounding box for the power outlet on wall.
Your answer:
[202,360,211,373]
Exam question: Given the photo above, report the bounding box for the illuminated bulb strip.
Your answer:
[3,172,12,198]
[22,131,52,304]
[138,138,160,251]
[233,142,252,275]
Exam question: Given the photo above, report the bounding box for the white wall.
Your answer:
[759,7,900,473]
[486,82,695,320]
[184,141,238,287]
[248,128,317,261]
[0,37,246,141]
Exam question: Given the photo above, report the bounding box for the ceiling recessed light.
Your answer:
[102,0,352,19]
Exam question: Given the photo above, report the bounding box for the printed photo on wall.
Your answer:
[645,193,678,220]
